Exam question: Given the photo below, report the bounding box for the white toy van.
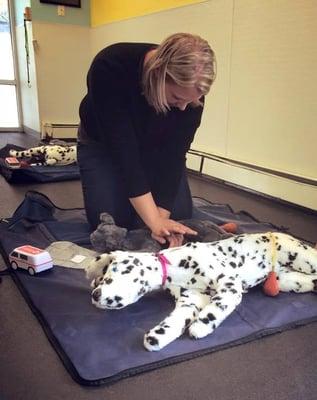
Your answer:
[9,245,53,275]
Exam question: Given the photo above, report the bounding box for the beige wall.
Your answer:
[227,0,316,179]
[32,21,90,129]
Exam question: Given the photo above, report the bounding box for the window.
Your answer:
[0,0,20,129]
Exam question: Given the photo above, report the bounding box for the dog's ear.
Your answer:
[99,212,115,225]
[85,253,116,280]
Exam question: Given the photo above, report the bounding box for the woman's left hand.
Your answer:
[167,233,184,248]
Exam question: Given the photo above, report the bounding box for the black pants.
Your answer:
[77,142,193,230]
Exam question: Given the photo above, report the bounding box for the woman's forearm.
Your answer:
[157,206,171,219]
[130,193,197,240]
[129,192,160,230]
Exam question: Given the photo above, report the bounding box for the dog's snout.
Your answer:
[92,288,101,302]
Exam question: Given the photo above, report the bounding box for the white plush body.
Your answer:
[86,232,317,351]
[10,145,77,166]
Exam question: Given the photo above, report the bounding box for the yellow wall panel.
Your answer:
[91,0,207,27]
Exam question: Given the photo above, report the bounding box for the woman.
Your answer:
[78,33,216,245]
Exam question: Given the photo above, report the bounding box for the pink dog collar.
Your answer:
[155,253,171,286]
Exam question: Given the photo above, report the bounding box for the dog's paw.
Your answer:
[45,158,57,165]
[188,319,215,339]
[85,259,101,280]
[85,253,115,280]
[144,333,162,351]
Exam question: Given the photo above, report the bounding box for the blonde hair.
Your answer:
[142,33,216,113]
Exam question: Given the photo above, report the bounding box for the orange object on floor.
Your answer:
[263,271,280,296]
[220,222,238,234]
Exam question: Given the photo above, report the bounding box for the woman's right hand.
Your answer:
[129,193,197,244]
[150,217,197,244]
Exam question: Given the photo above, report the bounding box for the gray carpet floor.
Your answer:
[0,132,316,400]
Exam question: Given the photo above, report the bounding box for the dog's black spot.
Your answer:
[154,327,165,334]
[288,252,298,261]
[138,288,146,296]
[187,260,197,269]
[102,266,108,274]
[201,313,215,324]
[179,259,189,268]
[215,302,228,311]
[122,265,134,274]
[207,313,216,321]
[229,262,237,268]
[180,288,189,297]
[146,336,159,346]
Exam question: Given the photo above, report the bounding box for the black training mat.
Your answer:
[0,191,316,386]
[0,144,80,183]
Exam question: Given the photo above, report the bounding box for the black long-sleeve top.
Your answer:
[79,43,203,211]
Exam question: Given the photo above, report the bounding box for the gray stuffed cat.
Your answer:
[90,213,236,253]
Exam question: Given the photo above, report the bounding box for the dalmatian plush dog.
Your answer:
[10,145,77,166]
[86,232,317,351]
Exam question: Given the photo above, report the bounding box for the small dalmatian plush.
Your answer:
[10,145,77,166]
[86,232,317,351]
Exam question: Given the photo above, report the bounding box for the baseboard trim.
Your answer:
[188,169,317,216]
[188,149,316,186]
[187,151,317,211]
